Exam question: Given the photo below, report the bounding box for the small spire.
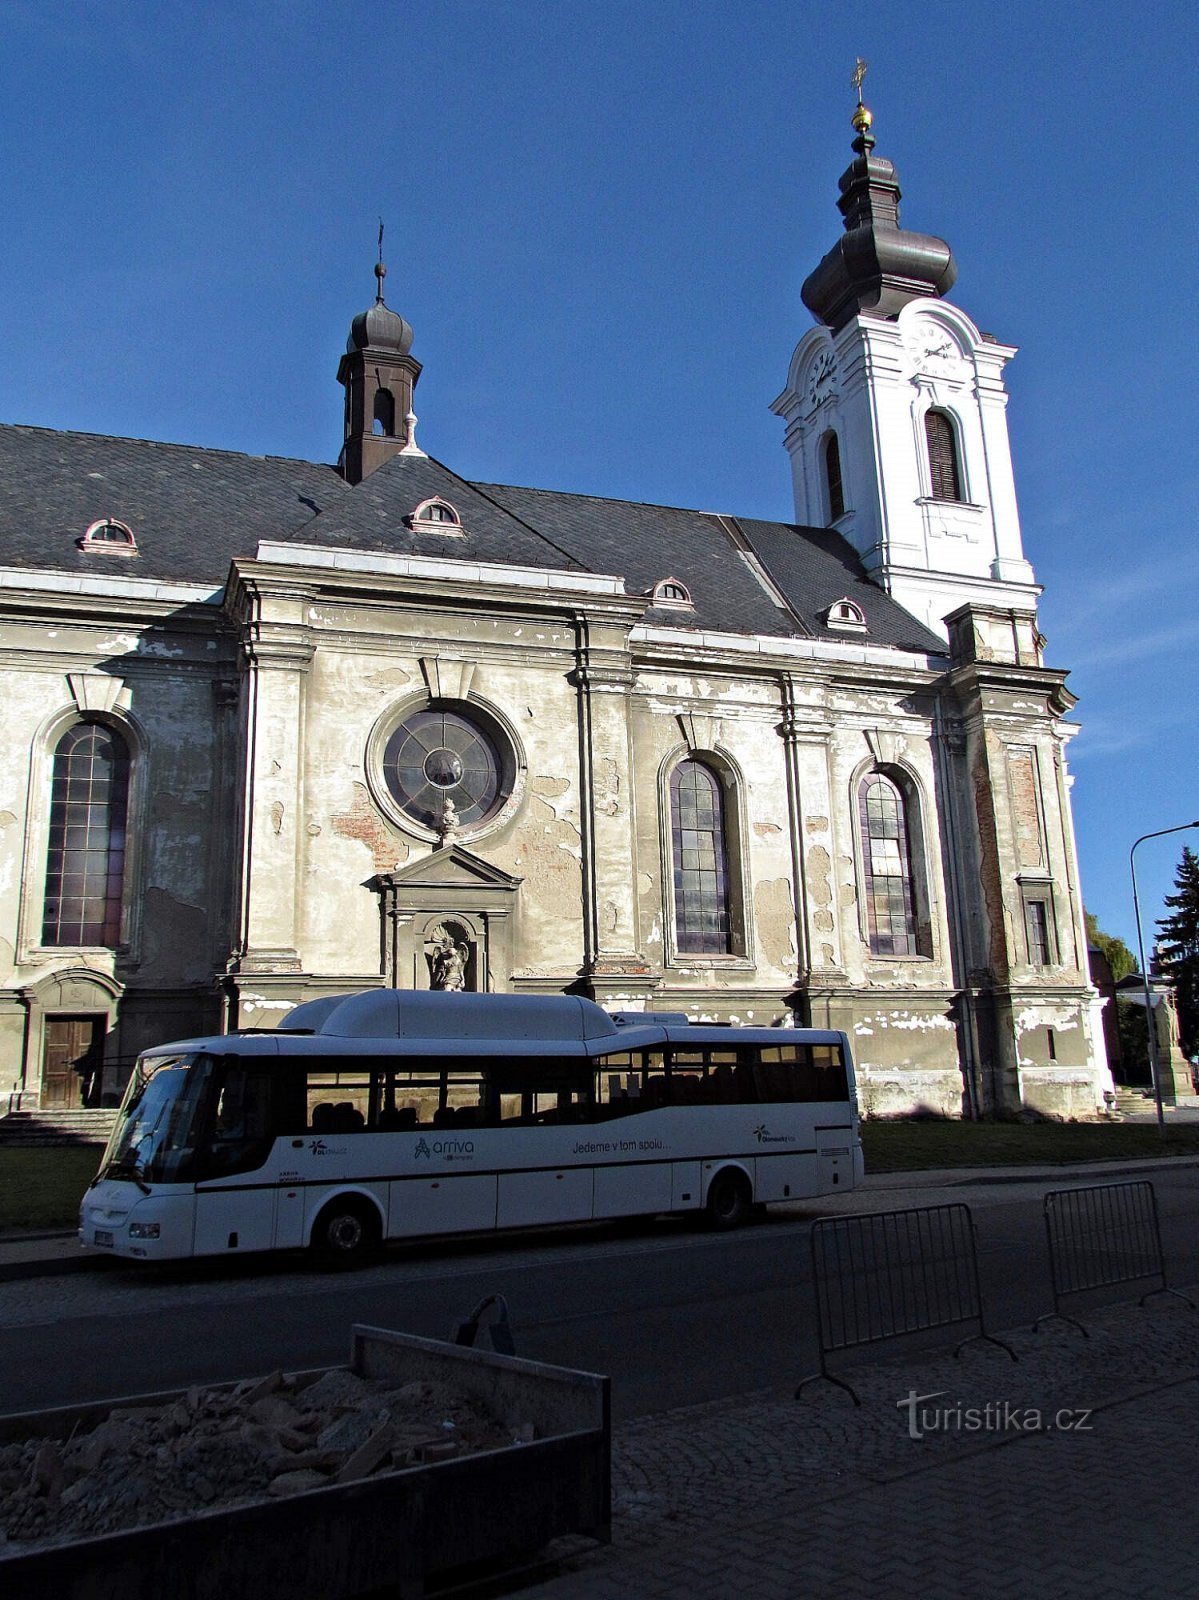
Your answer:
[399,409,426,457]
[850,57,875,154]
[375,218,387,302]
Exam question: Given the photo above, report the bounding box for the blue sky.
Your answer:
[2,0,1196,955]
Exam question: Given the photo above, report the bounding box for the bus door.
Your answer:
[591,1052,673,1217]
[193,1062,290,1255]
[495,1071,594,1228]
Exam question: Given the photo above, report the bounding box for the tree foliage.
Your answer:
[1156,846,1199,1059]
[1084,910,1139,983]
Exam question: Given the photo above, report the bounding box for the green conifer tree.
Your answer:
[1156,846,1199,1058]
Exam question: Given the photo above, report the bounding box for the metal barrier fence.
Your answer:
[797,1202,1015,1405]
[1038,1180,1194,1335]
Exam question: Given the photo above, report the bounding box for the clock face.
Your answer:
[808,349,837,407]
[383,708,505,828]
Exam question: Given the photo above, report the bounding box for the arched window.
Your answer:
[78,518,137,555]
[859,771,919,956]
[42,723,131,947]
[924,410,963,502]
[650,578,693,607]
[373,388,396,437]
[407,498,464,534]
[670,760,732,954]
[824,432,845,521]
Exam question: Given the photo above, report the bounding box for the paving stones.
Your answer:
[522,1290,1199,1599]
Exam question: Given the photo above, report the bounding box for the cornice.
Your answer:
[231,557,648,630]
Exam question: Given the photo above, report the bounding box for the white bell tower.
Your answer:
[771,89,1037,640]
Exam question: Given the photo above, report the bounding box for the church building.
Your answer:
[0,97,1109,1120]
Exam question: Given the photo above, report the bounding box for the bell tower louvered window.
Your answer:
[924,409,963,502]
[42,723,131,947]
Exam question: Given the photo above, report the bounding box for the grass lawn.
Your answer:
[862,1118,1199,1172]
[3,1121,1199,1233]
[0,1145,102,1231]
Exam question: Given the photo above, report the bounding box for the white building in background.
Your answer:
[0,100,1107,1120]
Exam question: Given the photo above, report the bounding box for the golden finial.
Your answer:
[851,57,873,135]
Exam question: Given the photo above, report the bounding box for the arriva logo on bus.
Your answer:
[414,1136,476,1160]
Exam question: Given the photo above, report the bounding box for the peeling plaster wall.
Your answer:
[0,611,236,1091]
[271,625,587,979]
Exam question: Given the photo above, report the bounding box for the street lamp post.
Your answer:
[1130,821,1199,1136]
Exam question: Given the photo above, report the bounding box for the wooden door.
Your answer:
[42,1016,105,1108]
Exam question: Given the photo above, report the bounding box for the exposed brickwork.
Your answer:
[330,782,408,873]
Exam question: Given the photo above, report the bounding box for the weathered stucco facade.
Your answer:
[0,114,1109,1119]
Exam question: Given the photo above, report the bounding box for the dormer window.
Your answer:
[78,519,137,556]
[406,498,464,535]
[649,578,693,609]
[822,596,867,632]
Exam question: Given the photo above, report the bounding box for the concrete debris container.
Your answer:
[0,1324,611,1600]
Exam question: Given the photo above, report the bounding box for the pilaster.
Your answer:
[229,582,316,974]
[571,623,655,994]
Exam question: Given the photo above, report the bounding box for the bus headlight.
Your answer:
[128,1222,161,1240]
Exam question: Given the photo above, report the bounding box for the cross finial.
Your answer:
[850,58,874,147]
[374,218,386,299]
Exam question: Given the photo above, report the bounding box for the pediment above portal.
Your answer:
[373,844,523,894]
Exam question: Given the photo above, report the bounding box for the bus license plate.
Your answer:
[93,1229,114,1248]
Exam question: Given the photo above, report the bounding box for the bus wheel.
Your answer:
[311,1198,380,1268]
[706,1170,752,1231]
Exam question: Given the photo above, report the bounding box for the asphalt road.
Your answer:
[5,1164,1199,1422]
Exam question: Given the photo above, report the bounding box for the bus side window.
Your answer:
[811,1046,849,1101]
[732,1063,757,1104]
[595,1059,643,1118]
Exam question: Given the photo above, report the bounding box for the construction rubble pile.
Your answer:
[0,1367,526,1552]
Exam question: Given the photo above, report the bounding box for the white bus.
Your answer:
[80,990,863,1265]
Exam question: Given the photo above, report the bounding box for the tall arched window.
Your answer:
[859,771,919,956]
[924,409,963,502]
[42,723,130,947]
[823,432,845,521]
[670,760,732,954]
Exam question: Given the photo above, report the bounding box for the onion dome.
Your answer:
[801,94,956,332]
[347,260,414,356]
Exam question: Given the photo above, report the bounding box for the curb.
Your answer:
[5,1153,1199,1284]
[0,1252,113,1284]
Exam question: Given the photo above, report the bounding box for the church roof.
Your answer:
[0,423,348,587]
[0,420,944,653]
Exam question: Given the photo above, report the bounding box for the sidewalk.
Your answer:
[524,1288,1199,1599]
[5,1162,1199,1597]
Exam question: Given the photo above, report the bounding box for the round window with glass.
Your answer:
[382,706,510,831]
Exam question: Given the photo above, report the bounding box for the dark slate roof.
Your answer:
[477,482,797,638]
[479,482,945,653]
[734,515,946,653]
[0,424,346,587]
[0,420,943,654]
[290,453,588,573]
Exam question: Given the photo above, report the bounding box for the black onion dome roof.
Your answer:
[802,137,956,331]
[346,295,414,356]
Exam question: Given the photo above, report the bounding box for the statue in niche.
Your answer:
[429,924,470,991]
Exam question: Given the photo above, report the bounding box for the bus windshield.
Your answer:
[98,1054,215,1186]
